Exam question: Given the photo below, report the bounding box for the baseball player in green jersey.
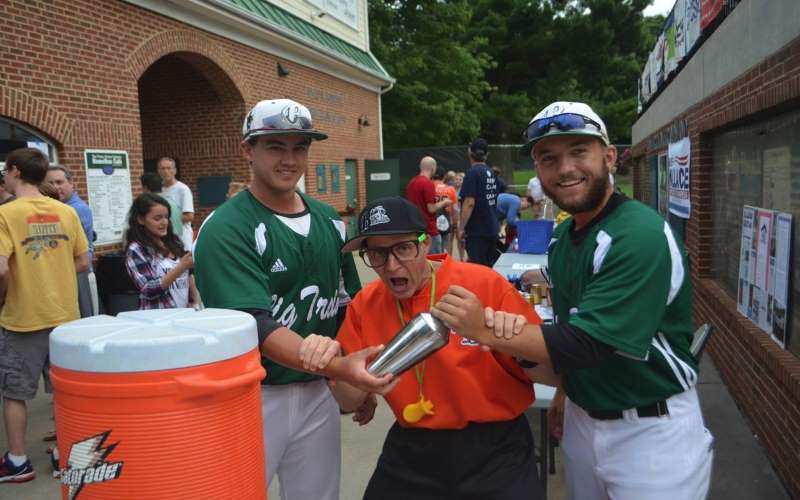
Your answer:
[433,102,713,500]
[193,99,396,500]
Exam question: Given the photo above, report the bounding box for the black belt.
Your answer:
[587,400,669,421]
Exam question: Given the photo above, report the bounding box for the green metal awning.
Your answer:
[223,0,391,80]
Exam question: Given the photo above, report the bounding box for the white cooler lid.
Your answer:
[50,308,258,373]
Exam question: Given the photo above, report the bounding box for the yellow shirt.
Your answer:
[0,197,89,332]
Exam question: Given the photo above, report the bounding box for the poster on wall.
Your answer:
[668,137,691,219]
[772,213,792,348]
[685,0,701,54]
[84,150,133,246]
[737,205,792,348]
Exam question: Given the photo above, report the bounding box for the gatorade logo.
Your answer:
[61,430,124,499]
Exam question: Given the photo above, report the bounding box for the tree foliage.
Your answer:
[370,0,662,148]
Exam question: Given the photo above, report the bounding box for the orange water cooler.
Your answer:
[49,308,267,500]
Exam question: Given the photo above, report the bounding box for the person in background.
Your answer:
[452,171,466,260]
[45,166,97,317]
[432,166,457,255]
[124,193,199,310]
[0,176,14,206]
[496,192,530,250]
[459,138,499,266]
[0,148,88,483]
[227,181,249,199]
[491,166,508,194]
[140,172,183,245]
[158,157,195,251]
[406,156,451,255]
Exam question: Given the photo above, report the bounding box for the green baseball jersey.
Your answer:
[548,195,697,411]
[194,190,361,385]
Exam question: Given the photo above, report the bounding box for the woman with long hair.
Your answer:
[124,193,199,309]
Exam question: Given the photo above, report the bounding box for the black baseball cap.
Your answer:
[342,197,427,253]
[469,137,488,160]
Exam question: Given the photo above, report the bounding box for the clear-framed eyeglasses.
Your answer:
[359,233,427,268]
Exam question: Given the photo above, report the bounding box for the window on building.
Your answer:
[0,118,58,165]
[711,108,800,355]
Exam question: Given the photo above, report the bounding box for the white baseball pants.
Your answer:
[562,387,714,500]
[261,378,341,500]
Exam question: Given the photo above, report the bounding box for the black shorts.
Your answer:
[363,414,544,500]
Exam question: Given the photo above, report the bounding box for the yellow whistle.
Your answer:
[403,396,435,424]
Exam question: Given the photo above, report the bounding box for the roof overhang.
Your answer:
[123,0,395,93]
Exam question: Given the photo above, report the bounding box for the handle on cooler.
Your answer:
[50,372,178,398]
[175,367,266,400]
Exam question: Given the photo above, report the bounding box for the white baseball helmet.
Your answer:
[243,99,328,141]
[521,101,609,154]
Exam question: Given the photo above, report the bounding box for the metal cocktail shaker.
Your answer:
[367,312,450,377]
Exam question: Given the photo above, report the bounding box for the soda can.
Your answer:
[530,285,542,305]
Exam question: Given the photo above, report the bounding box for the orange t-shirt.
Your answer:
[337,254,542,429]
[433,181,458,215]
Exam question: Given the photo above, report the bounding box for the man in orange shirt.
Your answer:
[432,166,458,255]
[299,197,545,499]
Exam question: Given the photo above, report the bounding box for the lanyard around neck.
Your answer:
[394,261,436,395]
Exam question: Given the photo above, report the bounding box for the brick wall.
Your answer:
[632,35,800,497]
[0,0,381,249]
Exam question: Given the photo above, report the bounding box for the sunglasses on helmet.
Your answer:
[522,113,603,144]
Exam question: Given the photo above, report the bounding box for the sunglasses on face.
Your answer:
[523,113,603,143]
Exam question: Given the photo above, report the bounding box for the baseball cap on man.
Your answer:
[521,101,609,155]
[469,138,489,161]
[242,98,328,141]
[342,197,427,253]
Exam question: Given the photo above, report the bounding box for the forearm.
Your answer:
[260,327,315,373]
[327,380,368,412]
[181,212,194,223]
[189,275,200,305]
[460,200,475,228]
[160,265,186,290]
[483,323,553,365]
[74,252,89,273]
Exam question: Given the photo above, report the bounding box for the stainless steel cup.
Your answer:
[367,312,450,377]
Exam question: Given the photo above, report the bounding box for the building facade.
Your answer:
[631,0,800,495]
[0,0,392,247]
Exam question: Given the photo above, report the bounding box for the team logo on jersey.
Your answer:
[60,430,124,499]
[270,258,288,273]
[364,205,390,230]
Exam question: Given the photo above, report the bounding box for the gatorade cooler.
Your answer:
[49,308,267,500]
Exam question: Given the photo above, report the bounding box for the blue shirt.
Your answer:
[66,192,94,264]
[460,163,499,238]
[496,193,522,227]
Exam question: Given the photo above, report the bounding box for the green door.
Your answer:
[364,159,401,202]
[345,159,359,237]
